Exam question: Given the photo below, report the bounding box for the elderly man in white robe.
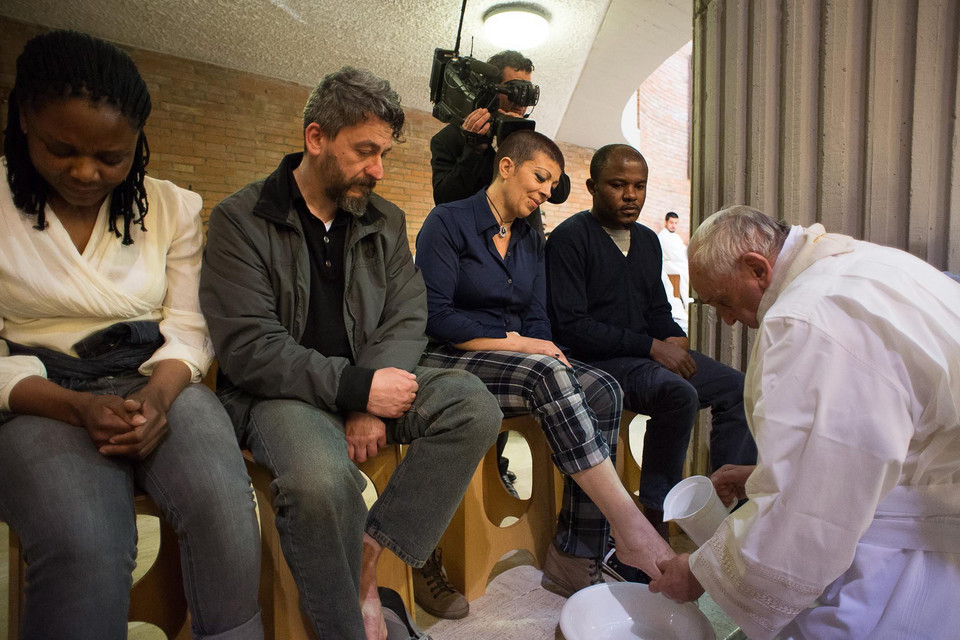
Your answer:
[649,205,960,640]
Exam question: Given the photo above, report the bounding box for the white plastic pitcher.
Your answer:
[662,475,734,546]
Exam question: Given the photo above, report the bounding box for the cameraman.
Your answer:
[429,50,545,233]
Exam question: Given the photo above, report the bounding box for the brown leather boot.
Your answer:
[413,548,469,619]
[540,542,603,597]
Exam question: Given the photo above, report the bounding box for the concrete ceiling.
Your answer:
[0,0,691,148]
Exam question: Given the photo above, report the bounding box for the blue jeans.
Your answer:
[0,374,263,640]
[591,351,757,510]
[220,366,501,640]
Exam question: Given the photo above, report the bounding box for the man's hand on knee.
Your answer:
[346,412,387,463]
[663,336,690,351]
[367,367,418,418]
[650,338,697,378]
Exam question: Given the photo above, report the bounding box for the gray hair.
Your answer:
[302,66,405,141]
[689,205,790,275]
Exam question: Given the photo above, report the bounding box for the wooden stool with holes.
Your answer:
[7,492,190,640]
[437,415,561,602]
[668,273,683,300]
[244,446,415,640]
[616,410,643,499]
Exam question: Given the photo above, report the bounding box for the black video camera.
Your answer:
[429,48,538,145]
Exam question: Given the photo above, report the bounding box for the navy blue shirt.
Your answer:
[416,189,552,344]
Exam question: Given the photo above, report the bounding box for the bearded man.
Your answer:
[199,67,500,640]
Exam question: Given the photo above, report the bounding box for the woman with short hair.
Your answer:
[417,129,675,597]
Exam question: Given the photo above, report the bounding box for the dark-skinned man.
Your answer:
[545,144,757,550]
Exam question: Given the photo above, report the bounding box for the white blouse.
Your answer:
[0,163,213,410]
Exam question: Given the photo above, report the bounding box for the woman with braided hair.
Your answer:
[0,30,263,639]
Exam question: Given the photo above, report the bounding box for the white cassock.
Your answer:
[690,224,960,639]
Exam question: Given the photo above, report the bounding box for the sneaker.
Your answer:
[413,548,469,619]
[601,547,651,584]
[500,471,520,498]
[498,455,519,498]
[540,542,603,597]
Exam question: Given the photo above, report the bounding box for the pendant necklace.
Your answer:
[486,193,509,238]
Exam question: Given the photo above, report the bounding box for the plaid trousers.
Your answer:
[420,344,623,558]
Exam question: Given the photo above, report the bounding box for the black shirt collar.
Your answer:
[253,152,384,227]
[288,161,349,229]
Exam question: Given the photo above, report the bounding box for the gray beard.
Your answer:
[318,151,374,217]
[339,191,371,217]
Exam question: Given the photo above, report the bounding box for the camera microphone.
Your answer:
[465,58,501,80]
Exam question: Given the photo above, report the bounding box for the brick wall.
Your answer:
[625,41,693,241]
[0,16,597,250]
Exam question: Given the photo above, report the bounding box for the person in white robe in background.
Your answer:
[650,205,960,640]
[658,212,689,293]
[658,212,690,331]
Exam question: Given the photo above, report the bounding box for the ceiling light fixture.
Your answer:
[482,4,551,50]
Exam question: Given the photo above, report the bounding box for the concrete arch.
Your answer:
[556,0,692,149]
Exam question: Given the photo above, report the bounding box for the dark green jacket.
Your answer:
[199,153,427,416]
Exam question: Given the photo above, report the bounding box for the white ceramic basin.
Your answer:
[559,582,714,640]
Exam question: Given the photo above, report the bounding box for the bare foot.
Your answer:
[360,533,386,640]
[360,593,387,640]
[649,554,704,603]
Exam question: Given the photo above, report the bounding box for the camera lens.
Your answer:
[502,80,539,107]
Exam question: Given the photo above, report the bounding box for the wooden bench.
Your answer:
[616,410,644,500]
[437,415,561,602]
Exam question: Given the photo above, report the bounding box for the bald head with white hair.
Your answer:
[688,206,791,328]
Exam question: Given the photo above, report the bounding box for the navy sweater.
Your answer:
[545,210,685,360]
